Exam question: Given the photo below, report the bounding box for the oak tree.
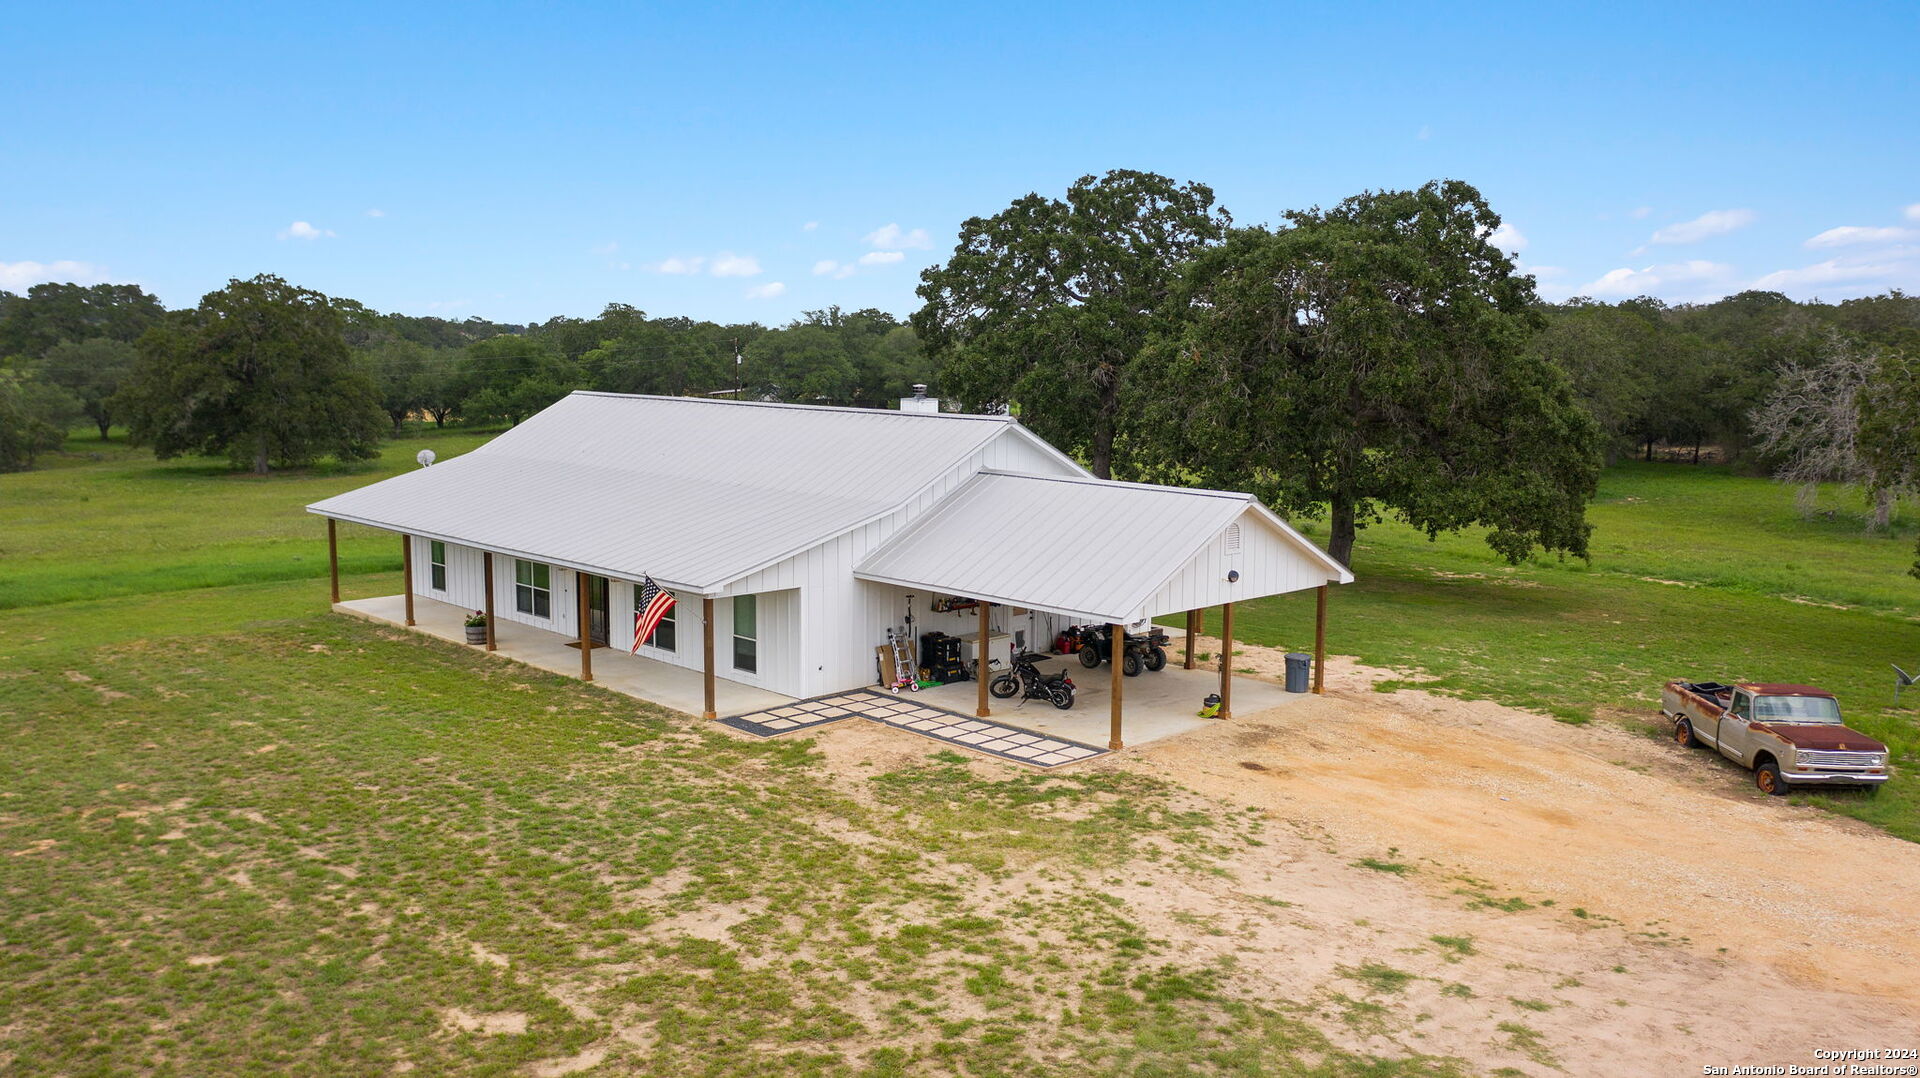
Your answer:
[115,275,385,474]
[913,169,1230,477]
[1129,181,1602,567]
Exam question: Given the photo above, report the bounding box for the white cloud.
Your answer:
[746,281,787,299]
[1630,206,1652,220]
[1753,257,1905,293]
[366,208,385,218]
[654,256,706,275]
[1906,203,1920,223]
[0,259,108,289]
[591,241,620,256]
[279,220,335,240]
[1516,261,1563,277]
[1416,125,1431,141]
[1648,209,1754,245]
[1805,225,1916,248]
[423,299,471,311]
[1488,222,1528,253]
[709,252,761,277]
[858,250,905,266]
[811,259,856,279]
[1578,260,1734,298]
[802,221,819,231]
[863,223,931,250]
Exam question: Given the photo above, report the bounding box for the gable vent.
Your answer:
[1224,523,1242,554]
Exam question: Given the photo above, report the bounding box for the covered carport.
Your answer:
[854,471,1353,750]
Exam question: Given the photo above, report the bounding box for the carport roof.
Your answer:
[853,471,1351,623]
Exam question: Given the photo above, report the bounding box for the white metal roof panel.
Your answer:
[854,471,1350,622]
[307,392,1029,591]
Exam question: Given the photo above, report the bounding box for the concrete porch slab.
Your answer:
[335,594,796,717]
[910,654,1302,748]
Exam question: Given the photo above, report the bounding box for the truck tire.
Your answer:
[1754,756,1790,797]
[1673,718,1698,748]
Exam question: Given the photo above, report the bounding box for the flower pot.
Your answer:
[464,625,488,645]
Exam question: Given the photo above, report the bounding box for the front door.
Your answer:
[588,575,610,647]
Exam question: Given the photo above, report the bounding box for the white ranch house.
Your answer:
[309,391,1350,748]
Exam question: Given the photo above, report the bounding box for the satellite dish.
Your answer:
[416,449,436,468]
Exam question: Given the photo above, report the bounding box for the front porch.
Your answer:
[336,594,796,717]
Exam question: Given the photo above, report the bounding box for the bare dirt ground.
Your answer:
[809,641,1920,1076]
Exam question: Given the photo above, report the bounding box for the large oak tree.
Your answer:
[1129,180,1602,567]
[913,170,1230,478]
[116,275,385,474]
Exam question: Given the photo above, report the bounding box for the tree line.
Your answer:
[0,281,932,473]
[913,170,1919,566]
[3,174,1915,570]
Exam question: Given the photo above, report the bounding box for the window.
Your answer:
[514,560,551,618]
[428,541,447,592]
[1754,695,1842,723]
[636,585,676,652]
[732,594,757,673]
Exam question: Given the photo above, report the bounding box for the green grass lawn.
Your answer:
[6,429,1920,1070]
[1196,462,1920,840]
[0,577,1468,1076]
[0,425,494,610]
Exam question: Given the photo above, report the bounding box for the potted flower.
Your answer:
[463,610,488,645]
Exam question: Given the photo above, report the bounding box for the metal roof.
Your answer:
[854,471,1352,623]
[307,392,1066,593]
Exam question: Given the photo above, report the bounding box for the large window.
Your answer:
[636,585,676,652]
[514,560,551,618]
[428,541,447,592]
[732,594,757,673]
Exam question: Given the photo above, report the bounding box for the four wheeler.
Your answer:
[1076,625,1170,676]
[990,652,1077,709]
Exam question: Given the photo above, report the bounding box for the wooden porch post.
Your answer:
[702,597,717,720]
[482,552,497,651]
[1313,584,1328,695]
[1182,609,1199,670]
[975,601,991,718]
[1108,621,1125,750]
[576,573,593,682]
[401,534,415,626]
[1218,601,1234,720]
[326,518,340,604]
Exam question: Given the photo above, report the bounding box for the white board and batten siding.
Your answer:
[1143,511,1335,619]
[410,535,804,694]
[410,535,581,636]
[719,427,1084,698]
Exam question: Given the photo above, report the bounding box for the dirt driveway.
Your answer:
[1112,642,1920,1071]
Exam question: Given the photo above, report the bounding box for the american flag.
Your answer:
[631,576,676,653]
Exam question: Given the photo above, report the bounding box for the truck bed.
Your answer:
[1664,680,1732,716]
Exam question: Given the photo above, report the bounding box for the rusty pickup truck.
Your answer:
[1662,681,1889,795]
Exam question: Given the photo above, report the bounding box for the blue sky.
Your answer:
[4,1,1916,324]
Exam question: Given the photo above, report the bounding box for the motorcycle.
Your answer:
[990,652,1076,709]
[1075,625,1170,676]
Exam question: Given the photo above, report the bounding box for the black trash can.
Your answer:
[1284,652,1311,693]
